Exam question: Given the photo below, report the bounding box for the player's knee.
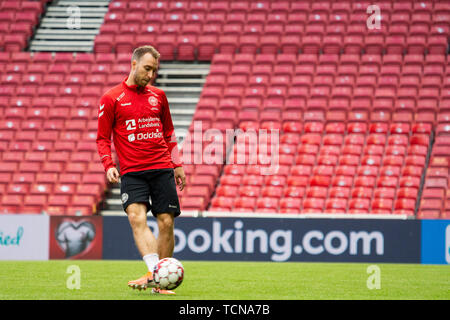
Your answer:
[127,207,147,228]
[157,213,174,233]
[128,214,146,229]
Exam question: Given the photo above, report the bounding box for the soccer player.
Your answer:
[96,46,186,295]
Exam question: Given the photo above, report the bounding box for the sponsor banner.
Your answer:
[0,214,49,260]
[421,220,450,265]
[103,216,421,263]
[49,216,103,259]
[103,216,141,260]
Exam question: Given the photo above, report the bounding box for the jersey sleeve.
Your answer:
[96,93,117,172]
[160,92,182,168]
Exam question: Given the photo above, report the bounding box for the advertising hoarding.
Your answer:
[0,214,49,260]
[49,216,103,259]
[103,216,421,263]
[421,220,450,265]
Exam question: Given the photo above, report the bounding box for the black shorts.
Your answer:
[120,168,181,217]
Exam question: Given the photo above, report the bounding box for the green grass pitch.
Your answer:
[0,260,448,300]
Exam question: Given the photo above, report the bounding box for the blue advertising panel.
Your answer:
[103,216,141,260]
[103,216,421,263]
[421,220,450,265]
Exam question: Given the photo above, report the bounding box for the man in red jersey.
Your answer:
[96,46,186,295]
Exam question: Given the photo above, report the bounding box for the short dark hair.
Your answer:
[131,45,160,62]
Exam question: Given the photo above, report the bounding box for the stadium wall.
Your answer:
[0,215,449,264]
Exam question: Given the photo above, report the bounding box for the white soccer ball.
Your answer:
[153,257,184,290]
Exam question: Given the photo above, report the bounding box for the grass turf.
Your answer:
[0,260,448,300]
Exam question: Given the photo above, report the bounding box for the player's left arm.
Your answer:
[161,92,186,191]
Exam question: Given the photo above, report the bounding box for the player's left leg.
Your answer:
[156,212,175,259]
[147,169,180,295]
[149,169,180,259]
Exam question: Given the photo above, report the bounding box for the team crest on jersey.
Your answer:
[148,96,159,107]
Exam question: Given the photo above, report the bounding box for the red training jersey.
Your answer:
[96,78,182,175]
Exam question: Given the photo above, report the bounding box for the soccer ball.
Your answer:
[153,257,184,290]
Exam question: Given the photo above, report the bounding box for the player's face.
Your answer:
[133,53,159,87]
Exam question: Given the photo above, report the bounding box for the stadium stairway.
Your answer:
[29,0,110,52]
[99,61,210,215]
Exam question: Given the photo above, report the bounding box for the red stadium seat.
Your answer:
[372,198,394,213]
[233,197,256,211]
[210,196,233,211]
[256,197,279,211]
[303,198,325,212]
[261,186,283,198]
[348,198,370,213]
[238,185,260,198]
[182,197,206,210]
[279,198,301,212]
[177,34,197,61]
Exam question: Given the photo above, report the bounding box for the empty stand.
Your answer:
[1,0,449,219]
[202,50,448,218]
[0,0,48,51]
[0,51,108,215]
[95,0,450,58]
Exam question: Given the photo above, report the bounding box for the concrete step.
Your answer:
[159,63,210,70]
[58,1,110,6]
[170,108,197,116]
[157,69,210,76]
[36,29,99,35]
[172,115,195,123]
[47,7,108,14]
[39,22,102,28]
[30,40,93,46]
[106,198,122,206]
[46,11,107,18]
[100,210,127,216]
[41,17,105,24]
[173,119,193,127]
[159,87,202,94]
[156,78,206,85]
[34,34,96,40]
[167,97,199,104]
[48,5,108,10]
[30,45,92,51]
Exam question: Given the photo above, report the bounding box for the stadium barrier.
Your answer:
[0,214,448,264]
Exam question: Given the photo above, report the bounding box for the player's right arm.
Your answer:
[96,94,119,183]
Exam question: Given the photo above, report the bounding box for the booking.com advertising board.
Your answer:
[103,216,422,263]
[0,215,449,264]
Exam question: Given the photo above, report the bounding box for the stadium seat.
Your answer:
[256,197,279,211]
[182,196,206,210]
[261,186,283,198]
[210,196,233,211]
[279,198,301,213]
[233,197,256,212]
[303,198,325,212]
[348,199,370,213]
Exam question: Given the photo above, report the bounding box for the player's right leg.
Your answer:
[121,173,160,290]
[126,203,159,290]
